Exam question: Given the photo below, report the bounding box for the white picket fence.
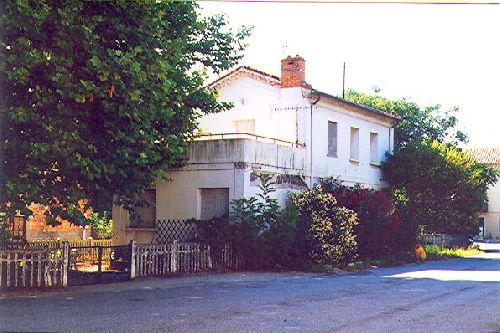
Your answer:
[131,241,243,278]
[0,240,242,288]
[0,244,69,289]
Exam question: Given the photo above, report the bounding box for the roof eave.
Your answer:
[311,90,401,124]
[207,66,281,89]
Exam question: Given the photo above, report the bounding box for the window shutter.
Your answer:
[328,121,338,157]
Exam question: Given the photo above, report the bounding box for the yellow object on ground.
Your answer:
[415,245,427,261]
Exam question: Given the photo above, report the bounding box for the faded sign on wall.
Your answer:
[250,171,307,190]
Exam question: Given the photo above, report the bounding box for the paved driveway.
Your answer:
[1,245,499,333]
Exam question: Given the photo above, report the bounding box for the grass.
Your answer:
[423,244,483,260]
[309,252,415,273]
[306,244,484,274]
[311,245,483,273]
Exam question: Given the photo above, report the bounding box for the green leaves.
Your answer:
[345,89,467,148]
[0,0,249,225]
[292,185,358,266]
[382,141,499,236]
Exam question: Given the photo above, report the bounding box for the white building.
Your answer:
[464,148,500,239]
[113,56,399,245]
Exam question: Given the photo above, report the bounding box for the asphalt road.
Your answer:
[1,244,499,333]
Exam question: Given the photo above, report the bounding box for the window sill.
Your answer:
[370,162,381,167]
[327,154,338,158]
[349,158,360,164]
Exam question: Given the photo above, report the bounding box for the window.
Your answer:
[370,132,379,164]
[199,188,229,220]
[234,119,255,134]
[131,189,156,226]
[350,127,359,161]
[327,121,338,158]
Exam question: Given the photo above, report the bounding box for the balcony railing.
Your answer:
[195,132,305,148]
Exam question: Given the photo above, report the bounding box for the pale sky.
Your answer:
[200,1,500,147]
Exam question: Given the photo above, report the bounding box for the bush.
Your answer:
[382,141,499,239]
[89,212,112,239]
[196,173,288,270]
[292,185,358,266]
[0,217,11,243]
[320,178,399,259]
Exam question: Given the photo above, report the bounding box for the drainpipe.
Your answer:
[388,127,391,155]
[295,107,299,145]
[308,90,321,188]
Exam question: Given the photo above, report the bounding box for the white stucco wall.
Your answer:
[200,76,303,144]
[307,103,393,188]
[187,139,306,171]
[483,165,500,238]
[487,166,500,214]
[156,168,242,221]
[111,203,157,245]
[201,75,394,189]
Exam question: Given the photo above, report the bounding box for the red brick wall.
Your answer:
[281,55,306,88]
[26,215,88,241]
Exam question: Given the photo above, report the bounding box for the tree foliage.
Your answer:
[344,88,467,148]
[292,185,358,266]
[381,141,498,237]
[0,0,250,224]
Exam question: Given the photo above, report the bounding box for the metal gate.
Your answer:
[68,244,132,285]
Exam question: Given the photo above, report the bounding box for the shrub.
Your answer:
[292,185,358,266]
[194,215,232,258]
[320,178,399,259]
[263,198,301,269]
[89,212,112,239]
[196,173,286,270]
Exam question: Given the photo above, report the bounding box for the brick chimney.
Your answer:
[281,55,307,88]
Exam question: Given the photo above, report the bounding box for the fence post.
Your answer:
[61,242,69,287]
[97,246,103,278]
[129,240,136,279]
[170,240,178,273]
[207,245,213,270]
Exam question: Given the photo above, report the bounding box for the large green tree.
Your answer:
[0,0,250,224]
[346,89,497,241]
[345,88,467,148]
[381,141,498,238]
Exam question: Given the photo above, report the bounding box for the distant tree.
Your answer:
[345,89,467,148]
[381,141,498,239]
[0,1,250,225]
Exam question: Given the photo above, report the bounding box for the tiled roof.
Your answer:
[207,66,280,88]
[208,65,400,123]
[463,148,500,164]
[313,90,401,122]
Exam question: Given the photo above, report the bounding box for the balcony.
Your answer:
[187,133,306,170]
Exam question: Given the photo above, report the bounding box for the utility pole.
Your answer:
[342,61,346,99]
